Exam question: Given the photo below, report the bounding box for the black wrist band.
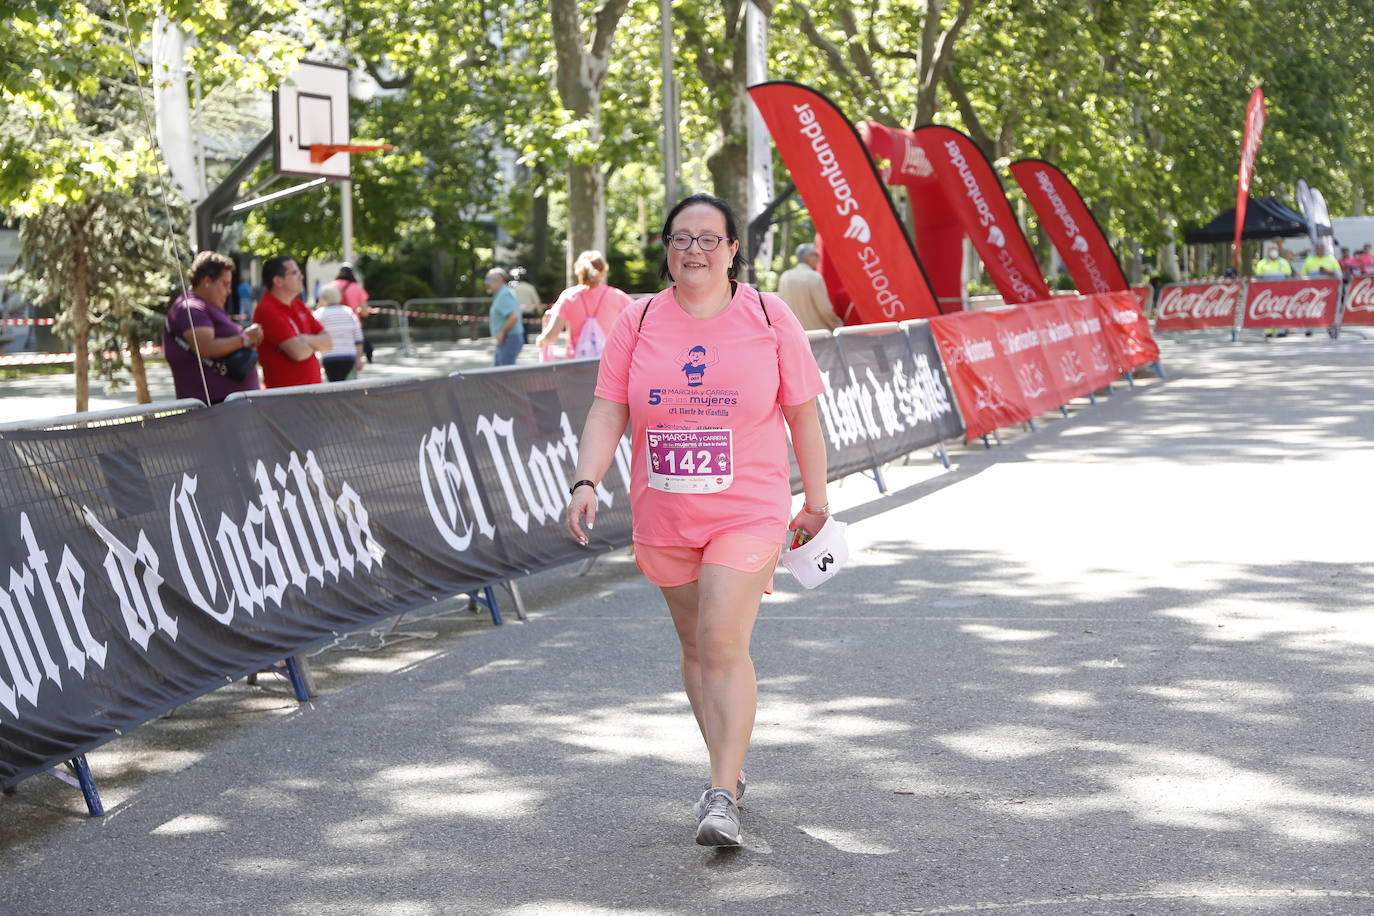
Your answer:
[569,479,595,496]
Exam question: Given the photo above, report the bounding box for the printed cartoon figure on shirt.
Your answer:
[677,345,720,387]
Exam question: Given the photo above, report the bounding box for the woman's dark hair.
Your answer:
[658,193,746,282]
[189,250,235,287]
[336,264,357,283]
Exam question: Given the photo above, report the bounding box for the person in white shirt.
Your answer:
[776,243,840,331]
[313,285,365,381]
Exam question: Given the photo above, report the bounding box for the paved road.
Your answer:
[2,337,1373,915]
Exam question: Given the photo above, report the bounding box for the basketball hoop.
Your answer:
[309,143,393,163]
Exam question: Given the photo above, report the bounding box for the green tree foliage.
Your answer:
[0,1,304,410]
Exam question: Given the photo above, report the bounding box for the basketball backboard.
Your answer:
[274,61,351,179]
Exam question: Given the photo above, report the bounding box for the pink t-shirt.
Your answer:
[594,283,824,547]
[331,278,369,315]
[551,283,631,358]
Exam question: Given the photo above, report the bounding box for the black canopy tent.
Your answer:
[1184,197,1330,244]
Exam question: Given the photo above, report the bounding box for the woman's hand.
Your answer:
[243,323,264,347]
[787,503,828,546]
[565,485,598,545]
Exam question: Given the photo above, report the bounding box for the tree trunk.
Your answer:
[71,222,90,414]
[549,0,632,278]
[127,323,150,403]
[708,21,752,272]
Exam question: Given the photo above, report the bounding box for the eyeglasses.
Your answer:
[665,232,731,252]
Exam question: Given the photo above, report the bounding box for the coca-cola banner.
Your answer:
[1341,276,1374,327]
[929,309,1031,441]
[1154,281,1243,331]
[1009,158,1129,294]
[1241,278,1340,329]
[1234,87,1267,272]
[749,81,942,322]
[1,339,965,790]
[859,121,964,309]
[916,125,1050,305]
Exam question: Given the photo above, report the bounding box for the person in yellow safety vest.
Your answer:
[1253,243,1293,339]
[1253,244,1293,279]
[1302,240,1340,278]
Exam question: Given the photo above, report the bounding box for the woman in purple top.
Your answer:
[163,251,264,404]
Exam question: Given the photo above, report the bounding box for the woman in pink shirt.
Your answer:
[535,249,632,358]
[564,194,830,847]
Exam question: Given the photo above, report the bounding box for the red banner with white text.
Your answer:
[929,310,1029,440]
[1241,279,1340,329]
[859,120,964,310]
[1096,289,1160,368]
[749,81,942,322]
[1132,285,1154,314]
[1023,301,1099,402]
[1234,88,1267,272]
[1009,159,1129,294]
[1153,281,1243,331]
[916,125,1050,305]
[1341,276,1374,327]
[931,293,1155,441]
[986,307,1063,417]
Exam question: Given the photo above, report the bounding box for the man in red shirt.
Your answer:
[253,255,331,388]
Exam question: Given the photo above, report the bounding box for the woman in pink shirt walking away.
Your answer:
[564,194,831,847]
[536,249,631,359]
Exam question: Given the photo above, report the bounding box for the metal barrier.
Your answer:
[0,397,208,432]
[222,374,422,402]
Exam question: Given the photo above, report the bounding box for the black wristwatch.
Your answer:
[569,479,595,496]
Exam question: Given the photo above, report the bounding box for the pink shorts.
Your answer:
[635,534,781,592]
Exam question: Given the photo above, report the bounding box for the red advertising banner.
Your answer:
[1094,290,1160,369]
[1024,300,1104,401]
[986,307,1063,417]
[1058,296,1121,390]
[929,310,1030,441]
[1234,87,1267,272]
[1009,159,1128,294]
[749,82,942,322]
[1241,278,1340,329]
[915,125,1050,305]
[1341,275,1374,327]
[1132,285,1154,314]
[859,121,964,310]
[1154,281,1243,331]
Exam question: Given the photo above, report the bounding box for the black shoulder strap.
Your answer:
[637,292,656,331]
[754,284,772,326]
[639,284,772,329]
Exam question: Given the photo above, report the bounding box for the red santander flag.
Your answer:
[749,82,943,322]
[1009,159,1128,293]
[915,125,1050,304]
[1234,88,1267,272]
[859,120,964,310]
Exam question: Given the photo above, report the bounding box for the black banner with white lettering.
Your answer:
[0,343,958,790]
[835,323,964,459]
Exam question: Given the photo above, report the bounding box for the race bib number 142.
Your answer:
[646,429,733,493]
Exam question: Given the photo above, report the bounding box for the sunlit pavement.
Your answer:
[3,336,1373,915]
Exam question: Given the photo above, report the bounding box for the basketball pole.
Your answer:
[341,179,354,266]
